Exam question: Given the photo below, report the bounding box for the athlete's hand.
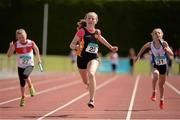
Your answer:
[8,41,15,51]
[38,61,43,72]
[163,47,168,52]
[75,44,81,50]
[110,46,118,52]
[9,41,14,47]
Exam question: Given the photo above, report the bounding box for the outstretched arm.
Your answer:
[135,42,150,62]
[7,41,15,57]
[97,35,118,52]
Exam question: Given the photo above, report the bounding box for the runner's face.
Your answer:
[85,14,97,26]
[152,29,163,41]
[17,33,27,43]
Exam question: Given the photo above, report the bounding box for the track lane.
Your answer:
[131,75,180,119]
[47,75,137,120]
[0,73,80,102]
[0,73,179,120]
[36,75,120,120]
[0,73,110,119]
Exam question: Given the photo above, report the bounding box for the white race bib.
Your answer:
[19,55,32,65]
[154,56,167,65]
[85,43,98,53]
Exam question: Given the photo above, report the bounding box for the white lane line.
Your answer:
[36,75,119,120]
[0,80,81,106]
[166,81,180,95]
[0,86,18,92]
[0,75,73,92]
[0,78,65,92]
[126,75,140,120]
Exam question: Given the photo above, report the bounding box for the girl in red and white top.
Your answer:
[7,28,42,107]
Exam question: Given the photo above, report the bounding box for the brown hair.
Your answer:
[76,19,86,30]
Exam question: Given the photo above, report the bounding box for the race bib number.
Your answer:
[19,56,32,65]
[85,43,98,53]
[154,56,167,65]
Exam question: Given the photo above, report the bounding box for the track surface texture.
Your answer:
[0,72,180,120]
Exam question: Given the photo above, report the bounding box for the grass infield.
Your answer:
[0,54,179,75]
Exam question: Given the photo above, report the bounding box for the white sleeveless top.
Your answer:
[150,41,167,65]
[110,52,119,64]
[15,39,34,68]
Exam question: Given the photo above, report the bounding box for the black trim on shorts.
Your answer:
[18,66,34,87]
[77,55,98,69]
[153,64,167,75]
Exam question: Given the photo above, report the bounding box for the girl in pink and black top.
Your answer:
[7,29,42,107]
[70,12,118,108]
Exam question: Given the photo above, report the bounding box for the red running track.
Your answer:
[0,72,180,120]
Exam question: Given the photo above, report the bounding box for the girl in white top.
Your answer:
[7,28,42,107]
[135,28,173,109]
[110,51,119,74]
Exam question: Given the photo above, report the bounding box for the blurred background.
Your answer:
[0,0,180,76]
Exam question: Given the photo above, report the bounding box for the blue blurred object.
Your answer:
[98,58,130,74]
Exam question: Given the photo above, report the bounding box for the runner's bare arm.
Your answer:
[33,43,41,63]
[7,41,15,57]
[97,35,118,52]
[70,35,81,50]
[135,42,150,62]
[162,41,174,56]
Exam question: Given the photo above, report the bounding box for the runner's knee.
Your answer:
[20,77,26,87]
[88,71,95,79]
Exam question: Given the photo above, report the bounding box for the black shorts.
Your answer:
[77,55,98,69]
[18,66,34,87]
[153,64,167,75]
[112,64,117,72]
[129,58,134,67]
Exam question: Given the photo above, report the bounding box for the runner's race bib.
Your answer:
[85,43,98,53]
[19,55,32,65]
[154,56,167,65]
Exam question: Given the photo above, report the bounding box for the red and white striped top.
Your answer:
[14,39,35,68]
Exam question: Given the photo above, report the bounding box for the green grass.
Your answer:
[0,54,76,72]
[134,58,180,75]
[134,59,151,75]
[42,55,73,72]
[0,54,179,75]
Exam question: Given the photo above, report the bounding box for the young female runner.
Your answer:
[135,28,174,109]
[70,12,118,108]
[7,28,42,107]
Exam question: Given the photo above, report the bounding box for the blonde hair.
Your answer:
[151,28,164,36]
[84,12,98,22]
[16,28,27,38]
[76,12,99,30]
